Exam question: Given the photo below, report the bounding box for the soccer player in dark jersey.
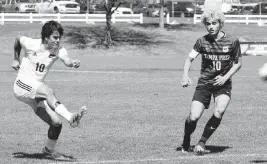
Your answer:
[180,10,242,155]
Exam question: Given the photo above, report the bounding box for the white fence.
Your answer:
[0,13,143,24]
[241,41,267,56]
[193,14,267,25]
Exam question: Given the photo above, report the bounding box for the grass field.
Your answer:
[1,21,267,164]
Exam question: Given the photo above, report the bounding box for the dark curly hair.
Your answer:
[41,20,64,41]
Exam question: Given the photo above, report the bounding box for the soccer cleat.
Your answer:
[194,143,206,155]
[181,147,191,153]
[69,106,87,128]
[42,147,66,160]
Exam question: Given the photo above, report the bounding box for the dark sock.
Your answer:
[184,117,197,137]
[198,115,221,145]
[182,117,197,149]
[48,124,62,140]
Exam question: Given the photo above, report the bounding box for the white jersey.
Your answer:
[17,36,68,82]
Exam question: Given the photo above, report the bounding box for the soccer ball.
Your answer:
[259,63,267,80]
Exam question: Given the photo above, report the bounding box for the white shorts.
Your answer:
[13,77,43,107]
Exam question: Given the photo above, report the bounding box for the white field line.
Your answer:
[0,68,262,82]
[43,75,260,82]
[0,66,260,72]
[39,69,264,79]
[49,69,259,74]
[50,69,136,74]
[41,69,264,79]
[47,153,267,164]
[0,76,261,83]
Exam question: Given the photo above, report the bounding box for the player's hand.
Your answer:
[72,60,81,68]
[11,60,20,71]
[181,75,192,87]
[213,75,229,86]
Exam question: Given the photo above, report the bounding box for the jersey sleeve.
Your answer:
[189,39,202,59]
[232,38,242,63]
[189,49,199,59]
[58,47,68,59]
[20,36,32,50]
[193,38,202,53]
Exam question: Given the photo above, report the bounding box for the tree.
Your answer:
[103,0,124,47]
[87,0,91,13]
[103,0,134,47]
[103,0,166,46]
[159,0,164,29]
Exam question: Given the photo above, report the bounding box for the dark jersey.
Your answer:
[193,32,241,85]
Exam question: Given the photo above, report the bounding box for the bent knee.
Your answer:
[35,106,62,126]
[189,113,201,121]
[214,108,226,118]
[51,117,62,127]
[44,88,55,98]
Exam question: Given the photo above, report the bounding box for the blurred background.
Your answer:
[0,0,266,16]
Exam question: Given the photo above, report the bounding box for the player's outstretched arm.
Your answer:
[181,56,194,87]
[58,48,81,68]
[62,57,81,68]
[12,35,23,71]
[181,49,199,87]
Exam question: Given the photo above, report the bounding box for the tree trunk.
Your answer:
[87,0,90,13]
[103,0,123,47]
[159,0,164,29]
[129,2,132,10]
[104,11,112,46]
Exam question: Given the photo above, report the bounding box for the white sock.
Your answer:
[55,104,72,121]
[45,138,57,151]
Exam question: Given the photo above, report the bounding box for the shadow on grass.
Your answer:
[64,25,171,49]
[250,160,267,163]
[176,145,232,154]
[13,152,76,162]
[205,145,232,154]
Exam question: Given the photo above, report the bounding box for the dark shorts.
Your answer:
[192,81,232,109]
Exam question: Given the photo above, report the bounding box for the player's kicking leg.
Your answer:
[35,84,87,127]
[181,101,205,153]
[69,106,87,128]
[194,94,230,155]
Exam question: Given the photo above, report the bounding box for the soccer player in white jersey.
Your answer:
[11,20,87,160]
